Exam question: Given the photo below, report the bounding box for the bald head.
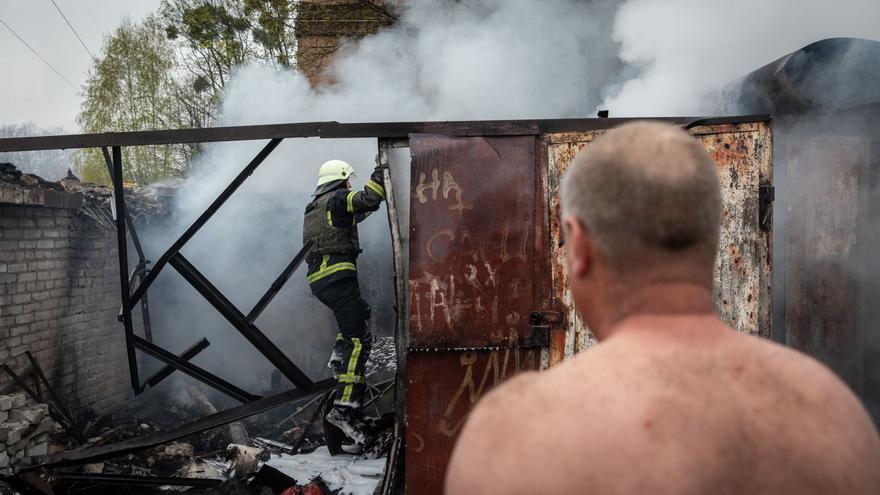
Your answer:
[561,121,721,279]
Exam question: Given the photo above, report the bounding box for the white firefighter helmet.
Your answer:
[314,159,354,195]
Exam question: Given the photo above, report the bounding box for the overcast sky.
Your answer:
[0,0,161,132]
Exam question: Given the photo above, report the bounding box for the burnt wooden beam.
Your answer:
[19,379,337,471]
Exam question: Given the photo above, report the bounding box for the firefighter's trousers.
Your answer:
[314,277,372,408]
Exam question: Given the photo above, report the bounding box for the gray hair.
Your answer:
[560,121,721,271]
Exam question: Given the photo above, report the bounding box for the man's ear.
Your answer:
[563,215,592,278]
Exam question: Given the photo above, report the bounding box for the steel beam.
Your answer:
[105,146,154,342]
[20,379,337,471]
[110,146,140,392]
[117,261,146,321]
[132,335,258,403]
[0,116,771,152]
[168,252,314,390]
[143,337,211,388]
[128,138,283,307]
[246,239,314,323]
[102,147,146,262]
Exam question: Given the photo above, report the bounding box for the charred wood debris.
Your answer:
[1,341,397,495]
[0,162,172,227]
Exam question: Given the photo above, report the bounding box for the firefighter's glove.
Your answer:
[370,166,385,184]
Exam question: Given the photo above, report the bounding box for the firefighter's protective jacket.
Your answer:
[302,168,385,292]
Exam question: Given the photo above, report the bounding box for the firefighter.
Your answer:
[303,159,385,446]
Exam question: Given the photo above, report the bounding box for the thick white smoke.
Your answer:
[601,0,880,116]
[142,0,627,396]
[141,0,880,398]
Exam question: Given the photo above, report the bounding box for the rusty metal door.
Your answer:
[405,134,545,494]
[544,121,774,364]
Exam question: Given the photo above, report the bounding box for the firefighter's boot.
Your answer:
[326,405,367,446]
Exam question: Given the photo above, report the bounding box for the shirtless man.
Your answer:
[446,122,880,494]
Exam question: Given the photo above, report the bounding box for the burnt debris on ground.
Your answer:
[0,337,397,494]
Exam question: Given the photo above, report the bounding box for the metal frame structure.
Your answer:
[0,116,767,486]
[0,117,743,405]
[101,140,318,401]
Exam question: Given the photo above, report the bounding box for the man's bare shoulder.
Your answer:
[446,328,880,494]
[739,333,879,441]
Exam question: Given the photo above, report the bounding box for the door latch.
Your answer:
[759,183,775,231]
[525,311,563,347]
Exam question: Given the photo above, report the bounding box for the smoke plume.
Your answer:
[601,0,880,116]
[137,0,880,405]
[138,0,627,397]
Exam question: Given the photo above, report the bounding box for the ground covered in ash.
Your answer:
[268,447,386,495]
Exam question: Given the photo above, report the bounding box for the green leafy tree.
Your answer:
[243,0,296,66]
[161,0,256,109]
[77,16,198,185]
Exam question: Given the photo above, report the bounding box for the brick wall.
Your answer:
[294,0,397,87]
[0,203,132,415]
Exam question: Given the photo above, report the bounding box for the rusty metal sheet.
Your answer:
[783,134,865,391]
[407,134,538,349]
[543,121,774,362]
[545,132,602,362]
[405,348,540,495]
[692,122,773,337]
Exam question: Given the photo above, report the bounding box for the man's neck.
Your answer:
[591,282,716,340]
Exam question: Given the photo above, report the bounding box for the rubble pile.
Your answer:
[0,394,58,476]
[0,381,392,494]
[58,174,171,224]
[0,162,170,228]
[0,163,65,193]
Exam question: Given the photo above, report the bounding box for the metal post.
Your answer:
[133,336,258,402]
[378,139,407,421]
[129,138,283,307]
[140,285,153,342]
[111,146,140,393]
[102,147,146,261]
[378,138,407,495]
[168,253,314,390]
[102,147,154,343]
